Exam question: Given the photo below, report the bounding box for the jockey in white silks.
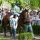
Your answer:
[13,4,20,16]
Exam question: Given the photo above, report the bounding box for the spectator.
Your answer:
[37,11,40,25]
[31,11,39,25]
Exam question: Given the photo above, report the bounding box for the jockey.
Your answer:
[13,2,20,16]
[10,14,18,39]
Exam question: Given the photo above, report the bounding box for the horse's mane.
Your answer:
[20,9,28,15]
[17,9,28,32]
[18,9,28,26]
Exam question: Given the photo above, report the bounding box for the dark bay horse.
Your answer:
[18,9,30,33]
[2,12,12,36]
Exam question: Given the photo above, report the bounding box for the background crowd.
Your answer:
[0,7,40,25]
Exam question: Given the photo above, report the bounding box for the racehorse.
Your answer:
[18,9,32,33]
[2,12,12,37]
[18,9,29,33]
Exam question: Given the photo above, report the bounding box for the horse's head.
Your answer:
[18,9,29,25]
[20,9,29,18]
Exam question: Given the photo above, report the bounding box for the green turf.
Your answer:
[18,32,33,40]
[0,32,33,40]
[0,35,11,40]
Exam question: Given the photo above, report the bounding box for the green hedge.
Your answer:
[17,24,40,35]
[32,25,40,35]
[18,32,32,40]
[0,24,3,32]
[0,24,40,35]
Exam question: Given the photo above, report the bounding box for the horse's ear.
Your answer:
[25,9,28,12]
[25,9,27,10]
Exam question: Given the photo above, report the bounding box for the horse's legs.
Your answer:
[9,28,12,36]
[3,26,6,37]
[10,29,12,36]
[8,26,12,36]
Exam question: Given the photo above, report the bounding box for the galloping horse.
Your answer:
[2,12,12,36]
[18,9,31,33]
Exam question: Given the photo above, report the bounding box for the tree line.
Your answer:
[0,0,40,10]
